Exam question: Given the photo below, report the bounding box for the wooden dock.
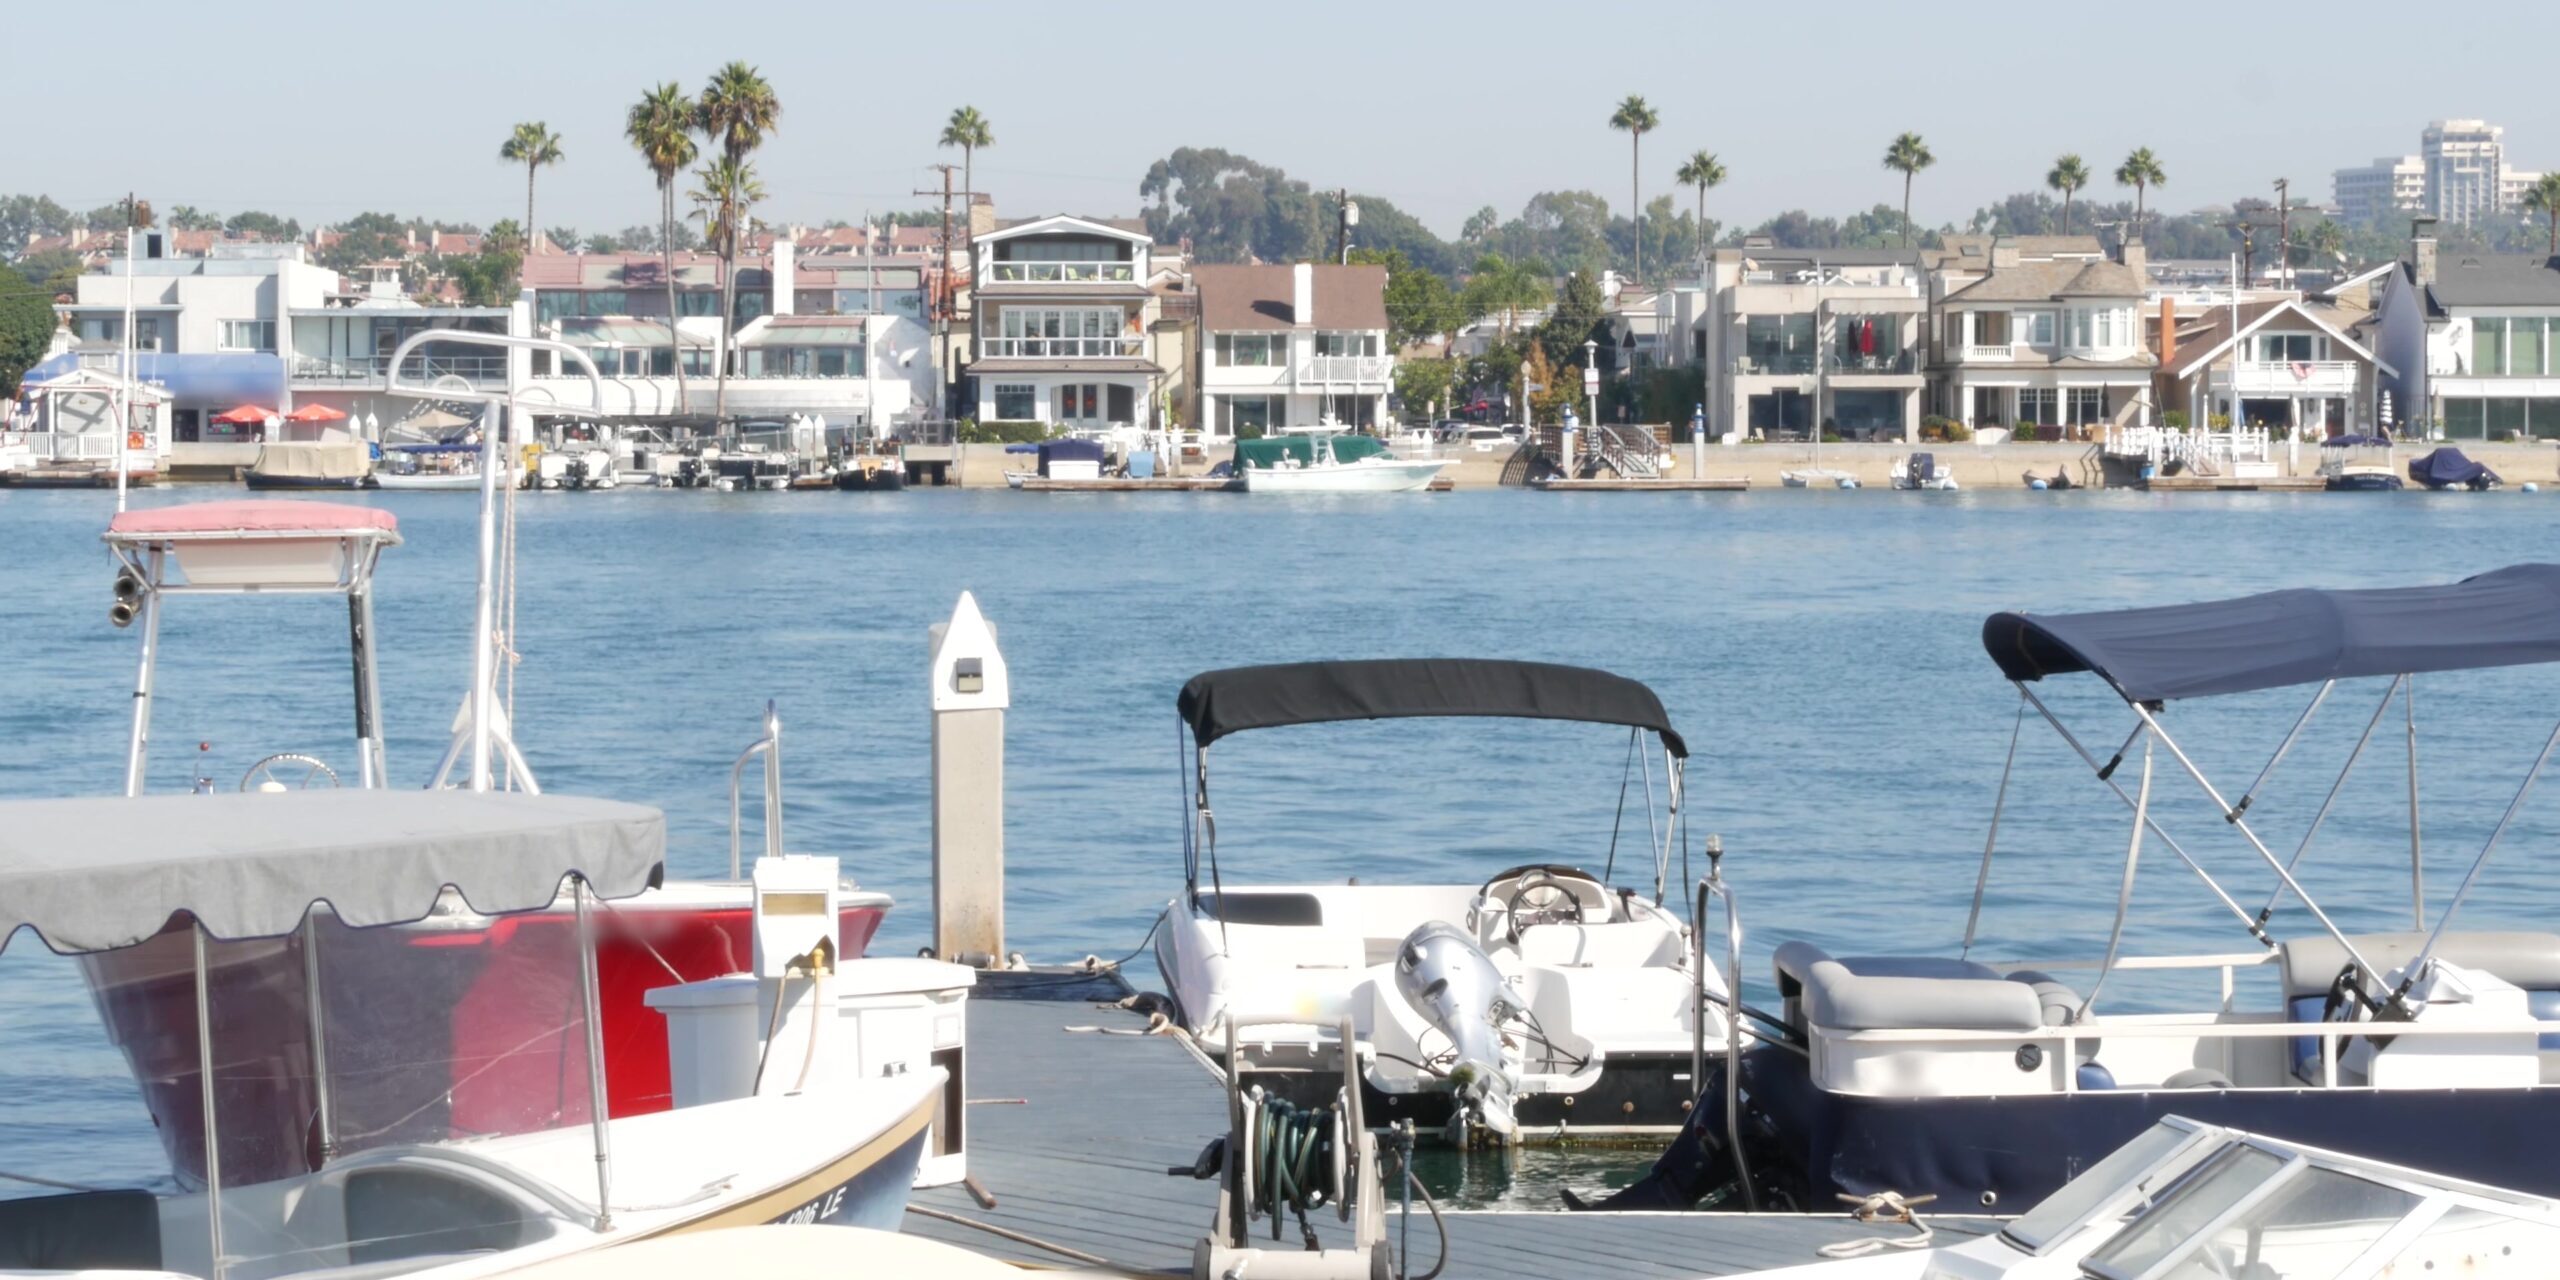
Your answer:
[1531,477,1750,492]
[905,971,1997,1277]
[1015,476,1238,492]
[2139,474,2328,492]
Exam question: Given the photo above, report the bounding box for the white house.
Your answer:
[50,241,331,441]
[2154,296,2389,436]
[1191,262,1392,437]
[2370,232,2560,439]
[965,214,1166,429]
[1931,235,2156,435]
[1682,244,1927,441]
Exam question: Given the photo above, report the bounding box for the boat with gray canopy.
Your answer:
[1153,658,1735,1147]
[1581,565,2560,1215]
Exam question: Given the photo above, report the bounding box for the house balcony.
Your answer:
[2208,360,2360,396]
[290,354,509,387]
[986,261,1137,284]
[977,335,1147,359]
[1296,355,1391,384]
[1730,351,1916,377]
[1963,344,2016,362]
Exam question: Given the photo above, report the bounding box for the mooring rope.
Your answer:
[1814,1190,1937,1258]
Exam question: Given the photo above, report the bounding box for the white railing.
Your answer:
[1963,344,2014,362]
[1296,356,1391,383]
[988,261,1137,284]
[2104,424,2273,468]
[977,336,1146,359]
[2219,360,2360,389]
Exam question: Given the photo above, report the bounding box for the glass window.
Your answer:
[733,291,769,323]
[2003,1122,2203,1254]
[2068,387,2106,424]
[681,349,712,377]
[588,290,629,316]
[2017,388,2057,424]
[2089,1158,2418,1280]
[2488,396,2529,439]
[679,291,721,317]
[2446,398,2487,438]
[2083,1146,2291,1278]
[993,384,1035,420]
[536,291,581,323]
[2513,317,2546,377]
[2533,399,2560,440]
[219,320,275,352]
[2474,317,2507,376]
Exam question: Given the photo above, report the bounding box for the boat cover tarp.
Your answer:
[1179,658,1688,757]
[0,791,665,955]
[1983,564,2560,704]
[1037,438,1106,470]
[1232,435,1388,470]
[2409,447,2500,489]
[249,441,370,480]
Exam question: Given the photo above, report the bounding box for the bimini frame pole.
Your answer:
[348,554,389,790]
[193,925,227,1280]
[2014,682,2267,944]
[2402,713,2560,996]
[2080,730,2154,1018]
[2404,676,2425,929]
[122,547,165,797]
[1962,693,2030,958]
[2227,679,2334,823]
[465,399,502,792]
[2253,675,2402,929]
[301,917,336,1166]
[575,880,614,1231]
[2131,703,2389,999]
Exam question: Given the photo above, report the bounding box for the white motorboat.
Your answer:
[1642,1116,2560,1278]
[374,442,495,491]
[0,789,944,1280]
[1237,434,1450,493]
[1888,452,1959,490]
[1154,659,1732,1146]
[1779,468,1860,489]
[1587,567,2560,1216]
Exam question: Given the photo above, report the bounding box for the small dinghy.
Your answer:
[2408,445,2502,491]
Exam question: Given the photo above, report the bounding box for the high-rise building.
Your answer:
[2424,119,2513,226]
[2333,156,2424,224]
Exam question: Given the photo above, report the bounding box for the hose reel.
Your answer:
[1193,1016,1394,1280]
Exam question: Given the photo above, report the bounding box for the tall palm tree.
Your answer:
[695,63,780,426]
[499,123,564,255]
[689,157,765,290]
[2115,147,2168,239]
[2046,154,2090,234]
[1607,95,1660,281]
[1883,132,1935,249]
[939,106,994,213]
[2525,172,2560,256]
[1674,150,1727,271]
[627,83,698,413]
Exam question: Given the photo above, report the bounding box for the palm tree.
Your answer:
[499,123,564,255]
[1674,150,1727,271]
[939,106,994,213]
[627,83,698,415]
[1883,132,1934,249]
[689,157,765,292]
[1607,95,1660,281]
[2046,154,2090,234]
[2115,147,2168,239]
[695,63,780,426]
[2525,172,2560,256]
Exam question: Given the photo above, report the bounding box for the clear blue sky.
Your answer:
[24,1,2557,238]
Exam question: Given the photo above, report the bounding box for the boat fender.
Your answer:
[2526,483,2542,493]
[2028,478,2049,491]
[2075,1061,2116,1090]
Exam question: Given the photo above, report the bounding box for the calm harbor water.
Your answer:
[4,485,2559,1208]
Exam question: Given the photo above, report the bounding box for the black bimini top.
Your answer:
[1178,658,1687,758]
[1983,565,2560,704]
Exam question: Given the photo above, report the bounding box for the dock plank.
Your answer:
[905,975,1999,1277]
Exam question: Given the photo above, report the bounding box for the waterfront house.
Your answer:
[1680,243,1927,441]
[1930,235,2156,437]
[1191,262,1393,437]
[2152,297,2390,437]
[2370,232,2560,439]
[965,215,1167,430]
[288,263,511,431]
[43,241,326,443]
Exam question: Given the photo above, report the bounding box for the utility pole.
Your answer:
[1334,189,1358,265]
[2273,178,2292,290]
[916,164,959,419]
[2224,219,2258,292]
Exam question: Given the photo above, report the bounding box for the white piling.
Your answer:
[929,592,1010,965]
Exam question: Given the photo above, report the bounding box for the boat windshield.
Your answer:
[2002,1120,2212,1253]
[2082,1147,2419,1280]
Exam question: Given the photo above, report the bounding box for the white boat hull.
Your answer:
[1780,469,1860,490]
[1241,457,1450,493]
[374,471,487,492]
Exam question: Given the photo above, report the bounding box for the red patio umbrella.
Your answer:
[211,403,276,425]
[284,403,348,423]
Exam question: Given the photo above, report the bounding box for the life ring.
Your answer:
[126,431,145,449]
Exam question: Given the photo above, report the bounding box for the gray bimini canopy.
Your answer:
[0,790,665,955]
[1178,658,1687,757]
[1982,565,2560,705]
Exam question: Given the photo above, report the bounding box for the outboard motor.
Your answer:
[1392,922,1520,1142]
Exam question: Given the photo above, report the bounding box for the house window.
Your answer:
[2067,387,2106,424]
[219,320,275,352]
[2256,333,2319,363]
[679,291,722,318]
[2023,312,2055,346]
[1974,311,2011,347]
[998,307,1123,354]
[587,290,629,316]
[1218,395,1280,433]
[745,346,864,378]
[1315,332,1378,357]
[681,349,713,377]
[1216,334,1283,366]
[2512,318,2548,377]
[993,384,1036,420]
[2017,388,2057,425]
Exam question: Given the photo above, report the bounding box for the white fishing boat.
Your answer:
[0,789,944,1279]
[1659,1116,2560,1278]
[1236,434,1449,493]
[1583,567,2560,1216]
[1888,451,1959,490]
[1154,659,1732,1146]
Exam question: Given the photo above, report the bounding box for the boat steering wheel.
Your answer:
[1504,869,1586,944]
[241,753,342,793]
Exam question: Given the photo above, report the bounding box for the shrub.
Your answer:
[958,419,1049,444]
[2163,410,2190,429]
[2208,413,2232,429]
[1940,420,1974,443]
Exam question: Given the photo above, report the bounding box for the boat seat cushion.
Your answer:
[1773,942,2041,1033]
[0,1188,161,1271]
[2278,931,2560,997]
[1196,891,1324,928]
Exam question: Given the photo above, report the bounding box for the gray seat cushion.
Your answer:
[2278,931,2560,997]
[1774,941,2042,1033]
